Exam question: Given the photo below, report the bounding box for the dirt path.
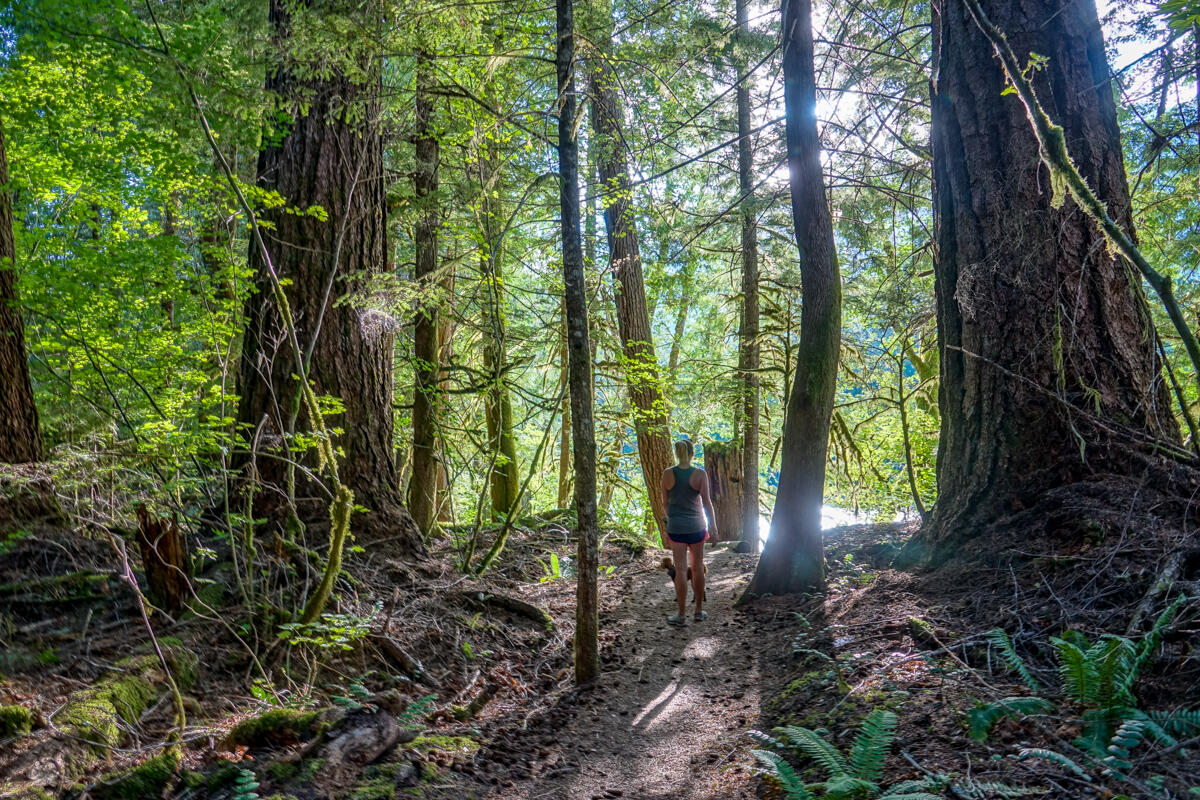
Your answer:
[490,547,763,800]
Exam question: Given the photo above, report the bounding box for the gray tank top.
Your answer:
[666,466,706,535]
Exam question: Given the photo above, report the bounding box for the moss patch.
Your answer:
[407,734,479,756]
[93,750,180,800]
[226,708,321,747]
[0,704,34,737]
[57,655,163,748]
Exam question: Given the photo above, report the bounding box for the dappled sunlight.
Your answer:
[681,635,719,660]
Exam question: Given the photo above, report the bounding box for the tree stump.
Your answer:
[135,505,190,615]
[703,440,742,543]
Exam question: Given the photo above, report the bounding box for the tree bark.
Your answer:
[557,0,600,684]
[480,141,521,521]
[704,440,743,543]
[235,0,420,552]
[408,52,441,538]
[910,0,1177,558]
[735,0,761,553]
[557,297,572,509]
[0,116,43,464]
[587,3,674,536]
[745,0,839,597]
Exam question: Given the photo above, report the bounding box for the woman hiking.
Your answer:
[659,439,717,625]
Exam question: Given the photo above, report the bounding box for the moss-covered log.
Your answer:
[0,641,197,798]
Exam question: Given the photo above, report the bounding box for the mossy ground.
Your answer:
[0,704,34,737]
[91,750,180,800]
[226,708,322,747]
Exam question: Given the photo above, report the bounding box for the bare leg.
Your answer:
[671,540,688,617]
[688,541,705,615]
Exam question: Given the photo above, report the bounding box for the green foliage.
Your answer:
[967,696,1055,741]
[278,608,376,651]
[232,769,260,800]
[986,629,1040,691]
[751,710,944,800]
[0,704,34,737]
[225,709,321,747]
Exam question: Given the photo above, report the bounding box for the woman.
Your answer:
[659,439,717,625]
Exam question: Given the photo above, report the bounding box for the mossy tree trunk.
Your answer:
[745,0,839,597]
[0,116,42,465]
[409,51,442,538]
[479,136,521,521]
[907,0,1177,560]
[557,0,600,683]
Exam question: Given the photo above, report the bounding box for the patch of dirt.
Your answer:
[476,546,764,800]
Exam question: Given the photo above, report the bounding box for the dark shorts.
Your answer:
[667,529,707,545]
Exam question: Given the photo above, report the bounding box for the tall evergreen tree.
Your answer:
[409,51,442,537]
[587,0,674,534]
[745,0,840,596]
[735,0,760,552]
[558,0,600,684]
[236,0,421,552]
[910,0,1177,558]
[0,116,41,465]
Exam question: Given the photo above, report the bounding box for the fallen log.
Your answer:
[453,590,555,631]
[0,641,197,798]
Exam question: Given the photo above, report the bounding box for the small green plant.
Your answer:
[278,607,377,651]
[972,599,1199,789]
[398,694,435,729]
[750,710,942,799]
[535,552,562,583]
[752,710,1047,800]
[232,768,259,800]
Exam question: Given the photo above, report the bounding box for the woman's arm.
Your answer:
[698,470,717,540]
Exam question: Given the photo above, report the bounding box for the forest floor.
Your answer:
[2,478,1198,800]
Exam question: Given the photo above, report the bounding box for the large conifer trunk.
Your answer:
[921,0,1177,555]
[735,0,761,553]
[0,117,42,464]
[588,8,674,534]
[237,0,420,551]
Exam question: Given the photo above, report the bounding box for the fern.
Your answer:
[232,769,260,800]
[751,749,814,800]
[956,780,1048,798]
[1133,595,1185,676]
[1017,747,1090,778]
[1051,636,1095,705]
[1148,708,1200,737]
[779,724,849,778]
[1088,635,1136,708]
[1101,718,1147,771]
[848,709,897,783]
[968,696,1055,741]
[987,628,1039,691]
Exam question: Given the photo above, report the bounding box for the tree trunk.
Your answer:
[667,262,694,378]
[408,52,441,538]
[745,0,839,597]
[587,3,674,536]
[135,504,190,615]
[557,0,600,684]
[235,0,420,552]
[557,297,572,509]
[480,142,521,521]
[909,0,1177,558]
[735,0,761,553]
[704,440,743,543]
[0,116,43,464]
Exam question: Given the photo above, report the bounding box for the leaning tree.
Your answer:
[909,0,1178,559]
